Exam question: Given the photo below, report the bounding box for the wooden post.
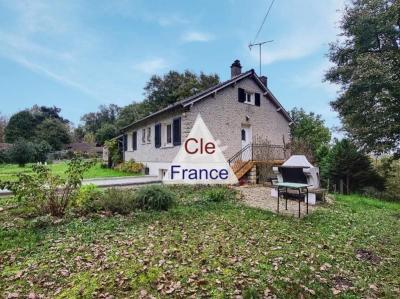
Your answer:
[340,179,344,194]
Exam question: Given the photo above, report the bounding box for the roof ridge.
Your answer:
[120,70,255,131]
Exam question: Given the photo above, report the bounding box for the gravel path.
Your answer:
[234,185,321,217]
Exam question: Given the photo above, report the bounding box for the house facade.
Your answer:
[119,60,292,178]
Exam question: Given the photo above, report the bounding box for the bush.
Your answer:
[134,185,175,211]
[74,184,103,212]
[0,158,95,217]
[115,160,144,174]
[104,139,122,167]
[96,188,136,214]
[7,138,37,166]
[202,186,236,202]
[3,138,52,165]
[0,149,10,164]
[34,140,52,163]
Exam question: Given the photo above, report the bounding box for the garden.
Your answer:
[1,188,399,298]
[0,159,399,298]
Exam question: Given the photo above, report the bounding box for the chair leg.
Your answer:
[306,188,309,214]
[277,188,280,213]
[285,187,288,210]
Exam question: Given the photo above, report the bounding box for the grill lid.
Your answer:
[281,155,313,168]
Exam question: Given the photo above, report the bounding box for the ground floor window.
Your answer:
[166,124,172,144]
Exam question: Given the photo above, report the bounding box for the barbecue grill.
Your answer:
[271,155,321,204]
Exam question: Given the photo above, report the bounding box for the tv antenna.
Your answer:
[249,40,273,76]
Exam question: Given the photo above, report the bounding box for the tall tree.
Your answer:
[81,104,121,134]
[325,0,400,156]
[4,110,38,143]
[95,123,118,145]
[31,105,69,124]
[320,139,385,192]
[113,70,219,130]
[143,70,220,114]
[35,118,71,150]
[290,108,331,154]
[115,102,149,129]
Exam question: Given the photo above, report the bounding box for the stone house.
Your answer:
[118,60,292,180]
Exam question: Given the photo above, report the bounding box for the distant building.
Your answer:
[66,142,103,156]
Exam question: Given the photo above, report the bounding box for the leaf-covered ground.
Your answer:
[1,191,399,298]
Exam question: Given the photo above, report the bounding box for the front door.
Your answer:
[241,126,252,149]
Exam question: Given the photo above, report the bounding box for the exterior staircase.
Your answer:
[228,143,287,180]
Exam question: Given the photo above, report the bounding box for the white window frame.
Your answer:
[161,122,173,147]
[147,127,151,143]
[141,128,146,144]
[166,123,172,145]
[244,91,255,105]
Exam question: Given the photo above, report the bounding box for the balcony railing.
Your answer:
[228,143,287,173]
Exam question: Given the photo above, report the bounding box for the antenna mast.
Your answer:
[248,40,273,76]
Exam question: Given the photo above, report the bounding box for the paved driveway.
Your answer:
[0,176,162,196]
[82,176,161,187]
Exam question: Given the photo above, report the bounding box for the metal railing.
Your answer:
[228,143,287,173]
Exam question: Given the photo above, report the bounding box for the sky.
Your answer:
[0,0,346,132]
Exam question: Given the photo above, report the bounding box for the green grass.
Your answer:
[0,191,399,298]
[0,162,141,181]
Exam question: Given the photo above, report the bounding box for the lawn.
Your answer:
[0,190,399,298]
[0,162,140,181]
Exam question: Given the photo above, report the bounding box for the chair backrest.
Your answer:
[279,167,308,184]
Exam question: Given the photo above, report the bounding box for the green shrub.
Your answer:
[115,160,144,174]
[104,139,122,167]
[7,138,37,166]
[134,185,175,211]
[0,158,95,217]
[33,140,52,163]
[0,149,10,164]
[97,188,136,214]
[203,186,236,202]
[74,184,103,212]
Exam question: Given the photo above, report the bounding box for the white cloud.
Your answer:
[181,31,214,43]
[157,14,188,27]
[134,58,168,74]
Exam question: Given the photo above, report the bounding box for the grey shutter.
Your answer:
[155,123,161,148]
[255,93,261,106]
[238,88,245,103]
[173,117,181,146]
[132,131,137,150]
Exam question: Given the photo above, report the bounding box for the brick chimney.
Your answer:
[230,59,242,78]
[260,75,268,88]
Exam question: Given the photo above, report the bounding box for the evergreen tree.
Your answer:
[320,139,384,192]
